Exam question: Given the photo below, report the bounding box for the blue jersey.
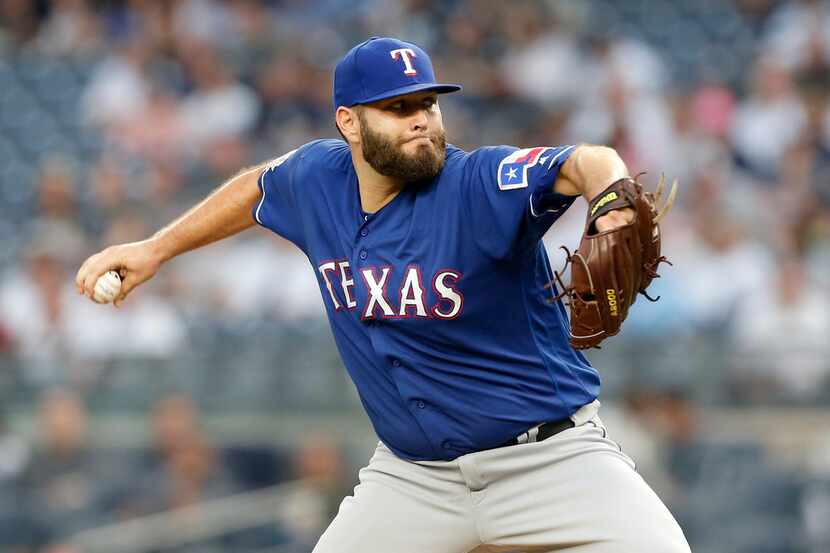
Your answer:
[253,139,600,461]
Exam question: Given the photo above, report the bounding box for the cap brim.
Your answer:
[356,83,463,106]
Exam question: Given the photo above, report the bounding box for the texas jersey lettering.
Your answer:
[317,261,463,320]
[253,139,599,461]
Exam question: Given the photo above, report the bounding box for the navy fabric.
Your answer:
[253,140,600,461]
[333,37,462,111]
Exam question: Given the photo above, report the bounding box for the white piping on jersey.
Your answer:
[547,144,575,168]
[529,195,565,218]
[255,149,297,225]
[529,145,577,218]
[254,170,267,225]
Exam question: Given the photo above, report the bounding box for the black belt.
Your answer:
[499,418,575,448]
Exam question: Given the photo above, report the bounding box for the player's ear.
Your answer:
[336,106,361,145]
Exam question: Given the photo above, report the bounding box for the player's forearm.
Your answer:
[555,145,629,201]
[150,165,264,263]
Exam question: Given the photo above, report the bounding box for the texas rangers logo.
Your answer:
[390,48,418,76]
[497,147,549,190]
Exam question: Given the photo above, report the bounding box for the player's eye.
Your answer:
[387,102,403,111]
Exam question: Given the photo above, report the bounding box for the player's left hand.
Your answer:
[595,207,634,232]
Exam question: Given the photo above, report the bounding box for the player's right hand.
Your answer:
[75,239,163,307]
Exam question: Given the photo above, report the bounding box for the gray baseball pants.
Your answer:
[312,401,690,553]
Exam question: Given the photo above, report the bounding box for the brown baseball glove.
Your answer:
[548,175,677,350]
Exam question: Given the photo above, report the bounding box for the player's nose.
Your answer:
[410,108,429,132]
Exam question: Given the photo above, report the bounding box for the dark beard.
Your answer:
[359,121,446,184]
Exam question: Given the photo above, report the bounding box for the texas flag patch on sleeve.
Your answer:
[496,147,551,190]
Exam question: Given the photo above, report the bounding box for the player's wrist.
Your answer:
[144,235,174,265]
[561,145,629,202]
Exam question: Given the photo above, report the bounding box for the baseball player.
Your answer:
[76,37,690,552]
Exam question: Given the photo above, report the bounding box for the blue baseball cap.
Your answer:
[333,37,462,112]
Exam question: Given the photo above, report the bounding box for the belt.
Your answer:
[499,418,576,448]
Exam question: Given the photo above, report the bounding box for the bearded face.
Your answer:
[357,109,447,184]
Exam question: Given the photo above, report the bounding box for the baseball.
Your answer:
[93,270,122,303]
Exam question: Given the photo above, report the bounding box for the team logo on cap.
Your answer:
[497,147,549,190]
[390,48,418,76]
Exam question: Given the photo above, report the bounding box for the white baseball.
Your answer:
[93,271,122,303]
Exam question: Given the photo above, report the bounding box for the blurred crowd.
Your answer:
[0,387,354,552]
[0,0,829,552]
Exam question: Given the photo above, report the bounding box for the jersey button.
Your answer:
[442,440,453,449]
[360,228,368,237]
[359,250,368,260]
[392,359,401,367]
[417,400,425,409]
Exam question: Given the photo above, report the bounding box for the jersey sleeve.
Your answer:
[463,145,579,258]
[252,147,307,250]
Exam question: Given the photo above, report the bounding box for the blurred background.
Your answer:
[0,0,829,552]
